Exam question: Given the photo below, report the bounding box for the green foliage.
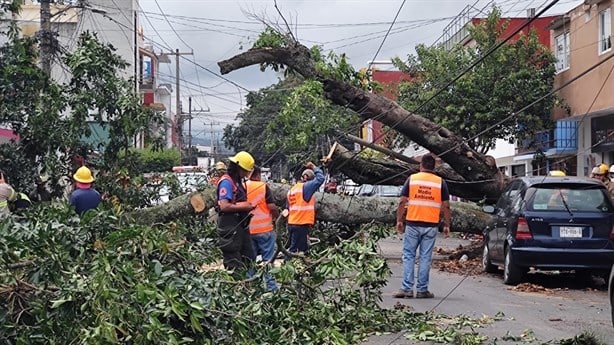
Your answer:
[252,26,291,49]
[0,208,425,344]
[394,7,558,153]
[559,332,606,345]
[131,148,182,174]
[64,31,165,168]
[0,25,164,197]
[252,27,292,72]
[311,47,378,91]
[266,79,356,161]
[223,76,359,166]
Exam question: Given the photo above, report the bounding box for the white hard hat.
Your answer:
[609,165,614,173]
[592,167,602,175]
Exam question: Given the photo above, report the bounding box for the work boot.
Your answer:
[392,289,413,298]
[416,291,434,298]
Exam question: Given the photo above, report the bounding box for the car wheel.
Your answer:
[482,243,498,273]
[503,247,524,285]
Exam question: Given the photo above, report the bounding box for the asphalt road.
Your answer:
[364,234,612,344]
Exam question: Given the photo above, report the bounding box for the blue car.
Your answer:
[482,176,614,285]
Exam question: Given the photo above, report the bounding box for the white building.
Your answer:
[1,0,173,148]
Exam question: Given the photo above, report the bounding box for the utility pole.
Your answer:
[188,96,192,152]
[159,49,193,155]
[40,0,52,75]
[183,99,209,164]
[207,122,221,156]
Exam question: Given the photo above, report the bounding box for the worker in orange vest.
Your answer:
[394,154,450,299]
[284,161,325,255]
[246,165,280,291]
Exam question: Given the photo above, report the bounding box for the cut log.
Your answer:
[128,184,492,234]
[128,188,217,225]
[190,194,206,213]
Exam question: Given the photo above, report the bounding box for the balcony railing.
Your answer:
[517,120,578,154]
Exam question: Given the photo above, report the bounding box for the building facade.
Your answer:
[550,0,614,176]
[0,0,173,149]
[362,68,411,146]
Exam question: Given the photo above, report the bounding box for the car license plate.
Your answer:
[559,226,582,238]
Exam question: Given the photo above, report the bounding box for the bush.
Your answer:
[134,148,181,173]
[0,207,417,344]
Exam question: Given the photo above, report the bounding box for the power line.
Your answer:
[370,0,420,66]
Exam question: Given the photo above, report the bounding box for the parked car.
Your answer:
[481,176,614,285]
[337,179,360,196]
[356,184,402,197]
[175,172,208,192]
[609,264,614,327]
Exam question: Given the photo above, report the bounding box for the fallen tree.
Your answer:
[324,142,505,202]
[218,44,510,202]
[129,184,492,234]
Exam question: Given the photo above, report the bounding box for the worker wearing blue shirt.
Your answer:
[216,151,257,272]
[70,166,101,216]
[285,162,325,254]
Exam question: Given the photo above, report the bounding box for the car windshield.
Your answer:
[529,186,613,212]
[176,173,208,191]
[379,185,401,196]
[357,184,374,196]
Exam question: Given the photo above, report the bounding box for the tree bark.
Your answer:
[128,184,492,234]
[217,45,510,201]
[326,142,506,202]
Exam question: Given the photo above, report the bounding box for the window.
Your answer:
[599,8,612,54]
[555,32,570,72]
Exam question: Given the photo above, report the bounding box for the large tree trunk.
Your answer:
[217,45,510,201]
[327,142,507,202]
[128,184,492,234]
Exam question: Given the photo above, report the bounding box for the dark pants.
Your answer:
[217,213,255,271]
[288,224,310,254]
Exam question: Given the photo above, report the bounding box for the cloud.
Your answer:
[138,0,582,135]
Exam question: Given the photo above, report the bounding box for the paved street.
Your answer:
[364,233,612,344]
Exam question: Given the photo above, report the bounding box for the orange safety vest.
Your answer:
[246,180,274,234]
[287,182,316,225]
[405,172,443,224]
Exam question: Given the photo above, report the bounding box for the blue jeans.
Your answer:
[251,230,278,291]
[401,224,438,293]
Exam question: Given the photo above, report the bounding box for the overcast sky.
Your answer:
[137,0,582,139]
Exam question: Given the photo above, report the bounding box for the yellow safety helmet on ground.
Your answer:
[73,166,94,183]
[228,151,255,172]
[548,170,566,177]
[599,163,609,175]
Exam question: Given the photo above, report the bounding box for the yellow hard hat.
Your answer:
[599,163,609,175]
[228,151,255,172]
[73,166,94,183]
[548,170,566,177]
